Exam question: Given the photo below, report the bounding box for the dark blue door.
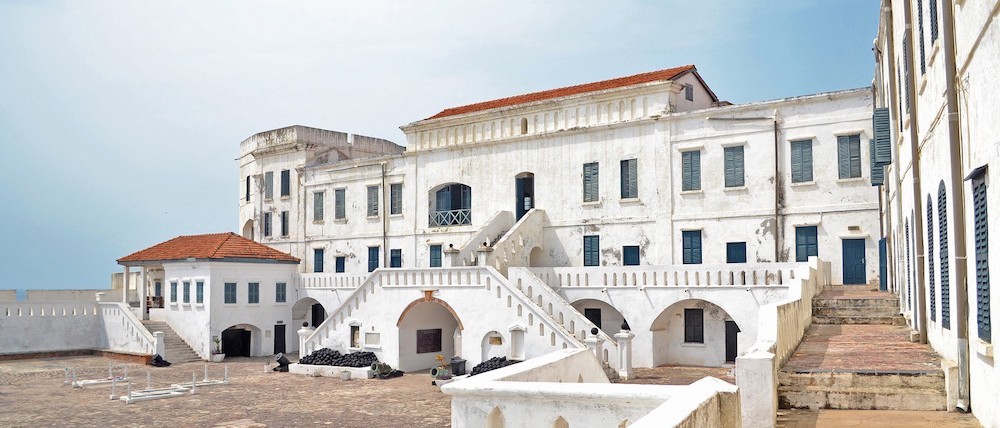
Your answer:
[842,239,866,285]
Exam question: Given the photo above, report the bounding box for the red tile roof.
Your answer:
[118,232,300,264]
[425,65,697,120]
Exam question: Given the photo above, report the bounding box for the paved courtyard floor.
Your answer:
[0,355,452,427]
[777,409,982,427]
[624,364,735,385]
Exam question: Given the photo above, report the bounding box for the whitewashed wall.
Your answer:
[0,302,100,354]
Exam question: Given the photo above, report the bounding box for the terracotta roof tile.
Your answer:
[117,232,299,264]
[425,65,696,120]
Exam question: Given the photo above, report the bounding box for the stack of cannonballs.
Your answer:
[469,356,520,376]
[298,348,378,367]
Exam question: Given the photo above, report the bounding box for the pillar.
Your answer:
[443,246,460,268]
[96,292,105,302]
[584,328,605,364]
[476,246,493,267]
[298,323,315,357]
[735,350,777,428]
[139,266,148,320]
[614,328,635,380]
[122,266,130,304]
[153,331,165,357]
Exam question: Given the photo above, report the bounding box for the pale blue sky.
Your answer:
[0,1,878,290]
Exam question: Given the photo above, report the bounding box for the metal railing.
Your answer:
[429,209,471,227]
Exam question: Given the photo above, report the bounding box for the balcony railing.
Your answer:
[429,209,471,227]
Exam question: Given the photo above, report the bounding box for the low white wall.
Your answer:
[444,349,739,428]
[0,302,101,354]
[0,290,16,302]
[26,289,123,302]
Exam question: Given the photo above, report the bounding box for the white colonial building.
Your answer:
[873,0,998,426]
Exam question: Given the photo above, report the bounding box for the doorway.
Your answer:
[273,324,286,355]
[222,327,252,357]
[515,173,534,221]
[725,320,740,362]
[311,303,326,327]
[584,308,602,330]
[842,239,867,285]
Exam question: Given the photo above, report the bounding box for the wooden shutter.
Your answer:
[583,163,599,202]
[972,177,991,342]
[871,140,885,186]
[927,199,936,321]
[314,192,324,221]
[264,172,274,199]
[939,182,951,328]
[724,146,744,187]
[838,137,850,179]
[280,170,290,196]
[849,136,862,178]
[929,0,939,42]
[367,186,379,216]
[620,159,637,198]
[335,189,345,219]
[682,152,692,190]
[873,107,892,165]
[791,142,802,182]
[682,151,701,191]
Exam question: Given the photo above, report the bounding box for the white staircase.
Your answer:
[141,320,201,364]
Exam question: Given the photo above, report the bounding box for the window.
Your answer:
[335,256,346,273]
[154,281,162,297]
[280,211,289,236]
[682,231,702,264]
[313,191,324,222]
[939,181,951,328]
[314,248,324,273]
[926,198,939,322]
[390,183,403,215]
[170,281,178,303]
[684,308,704,343]
[906,219,913,310]
[681,151,701,191]
[182,281,190,304]
[335,188,346,220]
[431,184,472,226]
[224,283,237,304]
[929,0,939,43]
[248,282,260,304]
[390,249,402,268]
[367,185,379,217]
[620,159,638,199]
[972,175,991,343]
[368,246,380,272]
[280,169,290,197]
[263,212,272,237]
[245,176,250,202]
[684,83,694,101]
[275,282,286,303]
[350,325,361,348]
[727,242,747,263]
[918,0,926,74]
[520,118,528,134]
[623,246,640,266]
[795,226,818,262]
[837,135,862,179]
[790,140,814,183]
[264,171,273,200]
[429,245,442,268]
[195,281,204,304]
[583,235,600,267]
[583,162,599,202]
[724,146,745,187]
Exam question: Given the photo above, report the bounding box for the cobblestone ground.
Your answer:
[623,364,735,385]
[0,355,452,427]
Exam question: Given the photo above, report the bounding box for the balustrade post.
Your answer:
[584,328,605,363]
[443,246,460,267]
[153,331,165,357]
[298,323,316,356]
[476,245,493,267]
[614,325,635,380]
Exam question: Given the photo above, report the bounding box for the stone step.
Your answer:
[813,298,899,308]
[778,370,945,390]
[778,385,947,411]
[812,316,906,325]
[813,306,901,317]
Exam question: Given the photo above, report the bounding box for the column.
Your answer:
[139,266,148,320]
[584,328,605,363]
[122,266,130,304]
[614,328,635,380]
[298,323,316,356]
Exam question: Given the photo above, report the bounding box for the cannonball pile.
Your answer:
[298,348,378,367]
[469,356,520,376]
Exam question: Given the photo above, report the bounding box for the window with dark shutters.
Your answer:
[790,140,813,183]
[918,0,926,74]
[939,182,951,328]
[367,186,379,217]
[727,242,747,263]
[906,220,912,310]
[929,0,939,42]
[224,283,236,304]
[583,235,599,267]
[263,212,272,237]
[280,170,290,197]
[623,246,640,266]
[837,135,862,179]
[972,176,991,342]
[620,159,637,199]
[681,151,701,191]
[245,177,251,202]
[682,231,702,264]
[335,188,346,219]
[335,256,346,273]
[368,247,379,272]
[313,191,324,222]
[390,249,402,268]
[684,308,704,343]
[927,199,936,322]
[390,183,403,215]
[264,172,273,200]
[314,248,324,273]
[248,282,259,304]
[583,162,599,202]
[430,245,442,268]
[871,139,884,186]
[280,211,289,236]
[724,146,745,187]
[795,226,818,262]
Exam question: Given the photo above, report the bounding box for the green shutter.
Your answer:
[873,107,892,165]
[335,189,345,219]
[724,146,744,187]
[583,162,599,202]
[314,192,324,221]
[972,177,991,342]
[367,186,379,216]
[871,140,884,186]
[682,151,701,191]
[264,172,273,199]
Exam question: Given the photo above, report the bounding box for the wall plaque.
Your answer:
[416,329,442,354]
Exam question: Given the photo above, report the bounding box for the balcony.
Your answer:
[429,209,471,227]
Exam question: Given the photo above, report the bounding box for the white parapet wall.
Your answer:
[0,301,161,357]
[443,348,739,428]
[26,289,124,303]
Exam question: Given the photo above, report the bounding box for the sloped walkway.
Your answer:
[777,409,981,427]
[782,324,940,373]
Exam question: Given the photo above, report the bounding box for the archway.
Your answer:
[221,324,262,357]
[241,219,254,240]
[649,299,738,367]
[529,246,545,267]
[396,298,463,372]
[571,298,629,333]
[292,297,326,328]
[481,330,505,361]
[429,183,472,227]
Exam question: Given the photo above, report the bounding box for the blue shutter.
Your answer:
[583,235,599,267]
[727,242,746,263]
[280,170,290,196]
[724,146,744,187]
[390,249,402,268]
[681,152,692,190]
[335,189,346,219]
[871,140,884,186]
[430,245,442,268]
[620,159,637,199]
[335,256,346,273]
[918,0,926,74]
[927,199,936,321]
[368,247,379,272]
[367,186,379,216]
[314,248,324,273]
[873,107,892,165]
[682,231,702,264]
[623,246,640,266]
[929,0,939,42]
[838,137,850,179]
[583,162,599,202]
[972,177,991,342]
[939,182,951,328]
[906,220,913,310]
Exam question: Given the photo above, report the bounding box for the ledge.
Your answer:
[790,181,816,188]
[619,197,643,206]
[722,186,747,192]
[581,200,602,208]
[681,342,707,348]
[975,339,993,358]
[680,189,703,196]
[836,177,865,184]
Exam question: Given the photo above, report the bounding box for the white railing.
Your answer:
[735,256,827,428]
[379,267,496,288]
[1,302,98,317]
[98,302,162,356]
[486,209,546,276]
[529,262,807,289]
[298,273,367,289]
[509,268,619,368]
[301,273,383,355]
[452,210,514,266]
[429,208,472,227]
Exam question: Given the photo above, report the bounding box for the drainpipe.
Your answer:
[941,0,971,411]
[903,0,928,344]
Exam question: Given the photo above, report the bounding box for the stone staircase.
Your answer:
[141,320,202,364]
[777,288,947,412]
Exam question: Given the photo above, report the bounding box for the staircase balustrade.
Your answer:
[529,262,807,289]
[98,302,160,356]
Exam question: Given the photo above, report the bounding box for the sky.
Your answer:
[0,1,879,290]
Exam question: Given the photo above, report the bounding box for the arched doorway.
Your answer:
[292,297,326,328]
[396,298,463,372]
[571,298,630,333]
[429,183,472,226]
[221,324,261,357]
[241,219,254,240]
[649,299,739,367]
[529,246,545,267]
[515,172,534,220]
